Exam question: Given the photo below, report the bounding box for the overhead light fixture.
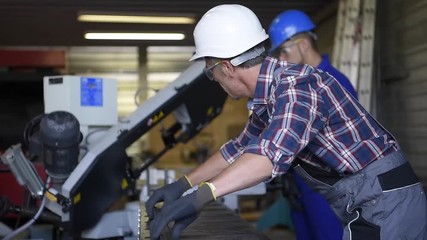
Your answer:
[84,32,185,40]
[78,13,195,24]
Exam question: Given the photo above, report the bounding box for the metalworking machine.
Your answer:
[0,61,228,239]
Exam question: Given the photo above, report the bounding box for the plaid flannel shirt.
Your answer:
[220,56,399,178]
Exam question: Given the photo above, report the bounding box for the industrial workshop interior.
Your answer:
[1,0,426,239]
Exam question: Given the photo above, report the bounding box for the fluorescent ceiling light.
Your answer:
[84,32,185,40]
[78,14,195,24]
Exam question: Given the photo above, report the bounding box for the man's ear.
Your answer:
[221,60,235,75]
[298,38,311,53]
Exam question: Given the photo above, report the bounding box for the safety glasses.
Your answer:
[203,61,221,81]
[279,39,302,55]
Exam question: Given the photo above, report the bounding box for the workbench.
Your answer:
[160,202,270,240]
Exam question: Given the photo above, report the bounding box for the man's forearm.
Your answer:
[187,150,229,186]
[211,153,273,198]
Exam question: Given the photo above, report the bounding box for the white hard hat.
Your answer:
[189,4,269,63]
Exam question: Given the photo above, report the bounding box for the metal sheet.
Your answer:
[141,202,270,240]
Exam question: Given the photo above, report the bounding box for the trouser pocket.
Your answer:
[377,162,419,191]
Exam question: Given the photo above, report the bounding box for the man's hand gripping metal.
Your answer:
[146,181,216,240]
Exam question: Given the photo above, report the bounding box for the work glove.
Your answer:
[149,182,216,240]
[145,176,192,219]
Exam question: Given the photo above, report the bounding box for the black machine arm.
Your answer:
[44,60,228,234]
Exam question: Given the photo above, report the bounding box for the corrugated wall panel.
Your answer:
[378,0,427,185]
[402,45,427,71]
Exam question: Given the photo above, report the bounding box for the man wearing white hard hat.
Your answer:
[146,4,427,240]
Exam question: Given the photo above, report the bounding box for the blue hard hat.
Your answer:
[268,9,315,52]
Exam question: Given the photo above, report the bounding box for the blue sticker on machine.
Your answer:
[81,77,103,106]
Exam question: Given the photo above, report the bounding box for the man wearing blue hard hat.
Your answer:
[269,9,358,98]
[268,9,358,240]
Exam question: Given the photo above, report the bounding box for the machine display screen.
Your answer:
[80,77,103,107]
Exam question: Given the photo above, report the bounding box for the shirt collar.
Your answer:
[251,56,290,108]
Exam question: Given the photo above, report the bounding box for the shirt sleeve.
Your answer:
[220,112,267,164]
[244,82,330,178]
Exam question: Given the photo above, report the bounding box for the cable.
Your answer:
[133,86,158,106]
[22,113,45,148]
[2,196,46,240]
[84,128,109,146]
[2,177,50,240]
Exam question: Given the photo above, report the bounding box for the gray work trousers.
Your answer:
[293,151,427,240]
